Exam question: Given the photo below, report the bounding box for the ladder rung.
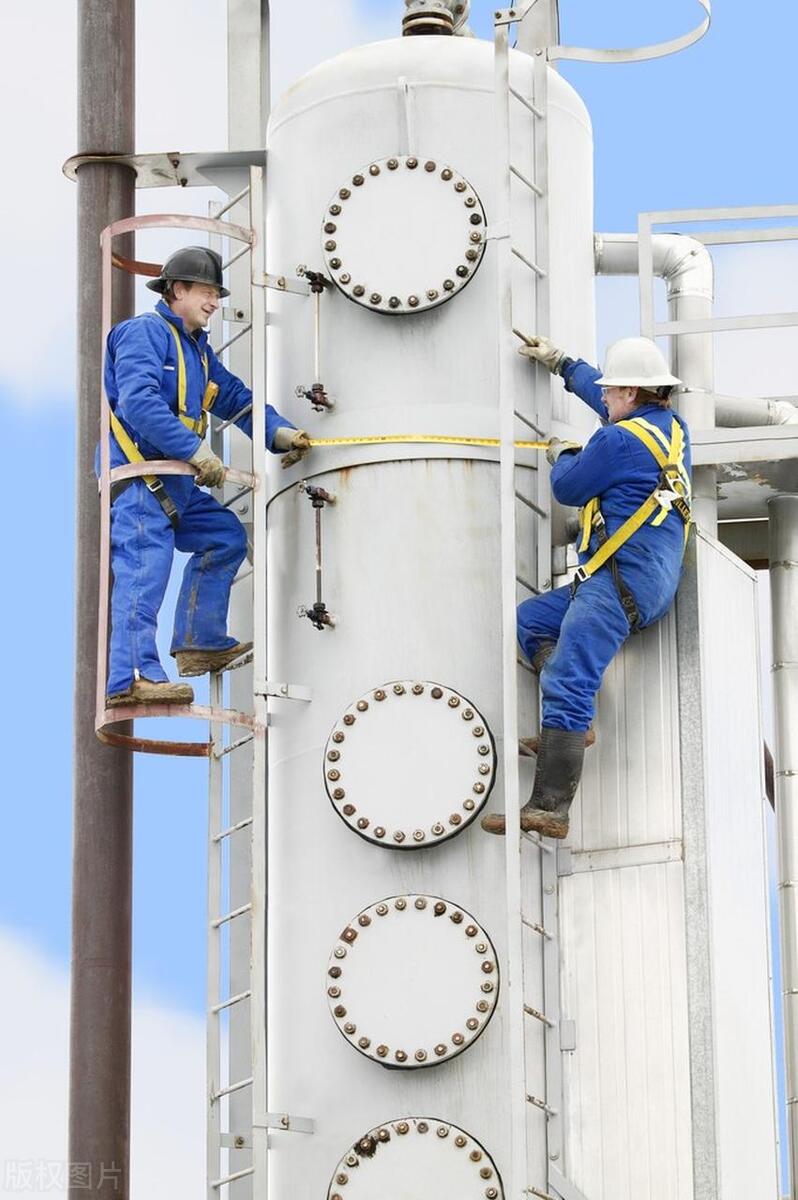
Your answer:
[211,989,252,1014]
[514,408,545,437]
[522,916,554,941]
[526,1188,557,1200]
[211,1166,255,1189]
[516,574,540,595]
[212,1076,253,1102]
[213,322,253,356]
[512,246,547,278]
[212,903,252,929]
[222,485,254,511]
[517,656,535,674]
[233,566,254,585]
[510,86,544,119]
[522,830,555,854]
[222,243,251,272]
[215,183,251,220]
[526,1093,557,1117]
[213,733,255,761]
[524,1003,555,1028]
[215,402,253,434]
[213,816,253,842]
[515,490,547,518]
[510,164,544,197]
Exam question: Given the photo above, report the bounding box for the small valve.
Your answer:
[297,602,336,630]
[295,383,334,412]
[296,265,331,293]
[299,482,336,507]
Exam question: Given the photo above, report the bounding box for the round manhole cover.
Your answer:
[324,681,496,848]
[321,156,487,314]
[327,894,499,1068]
[327,1117,503,1200]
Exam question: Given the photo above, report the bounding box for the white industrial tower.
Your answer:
[69,3,798,1199]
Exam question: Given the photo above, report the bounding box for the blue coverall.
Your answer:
[103,300,295,696]
[517,359,692,732]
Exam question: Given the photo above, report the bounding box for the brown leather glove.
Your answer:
[517,333,567,374]
[189,441,226,489]
[274,428,312,470]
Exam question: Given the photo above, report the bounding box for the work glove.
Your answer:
[545,437,582,467]
[517,333,567,375]
[273,427,312,470]
[189,441,227,489]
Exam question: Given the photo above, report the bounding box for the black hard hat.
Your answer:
[146,246,230,297]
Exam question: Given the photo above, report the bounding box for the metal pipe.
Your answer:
[595,231,718,533]
[71,3,135,1198]
[769,493,798,1199]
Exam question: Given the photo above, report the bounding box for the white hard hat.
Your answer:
[596,337,681,389]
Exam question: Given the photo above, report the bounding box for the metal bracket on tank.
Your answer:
[298,482,337,631]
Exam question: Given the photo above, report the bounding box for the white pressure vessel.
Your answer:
[262,32,595,1199]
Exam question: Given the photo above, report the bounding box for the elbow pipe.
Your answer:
[594,231,713,305]
[595,233,798,427]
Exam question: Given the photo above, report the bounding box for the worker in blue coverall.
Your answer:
[104,246,311,708]
[482,335,691,838]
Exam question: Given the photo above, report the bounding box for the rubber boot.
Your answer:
[531,639,556,675]
[175,641,253,677]
[106,678,195,707]
[519,728,595,757]
[519,727,586,839]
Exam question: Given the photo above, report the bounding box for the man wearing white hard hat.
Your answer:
[482,335,691,839]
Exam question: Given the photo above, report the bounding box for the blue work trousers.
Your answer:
[107,481,247,695]
[517,562,676,732]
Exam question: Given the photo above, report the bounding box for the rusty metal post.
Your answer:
[70,2,135,1196]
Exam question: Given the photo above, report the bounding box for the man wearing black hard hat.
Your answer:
[103,245,311,707]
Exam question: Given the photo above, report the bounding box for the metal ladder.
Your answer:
[493,10,586,1200]
[205,167,315,1200]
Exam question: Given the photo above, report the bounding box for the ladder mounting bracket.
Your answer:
[255,680,313,702]
[557,847,573,876]
[255,1113,315,1135]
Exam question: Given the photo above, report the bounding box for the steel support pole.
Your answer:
[70,3,135,1197]
[770,493,798,1199]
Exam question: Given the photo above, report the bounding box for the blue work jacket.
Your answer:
[103,300,294,503]
[553,358,692,582]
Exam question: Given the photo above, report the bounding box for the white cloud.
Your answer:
[0,928,204,1199]
[0,0,393,408]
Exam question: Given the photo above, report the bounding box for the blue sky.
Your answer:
[1,0,795,1188]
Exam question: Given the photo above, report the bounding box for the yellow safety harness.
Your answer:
[572,414,691,630]
[109,316,220,527]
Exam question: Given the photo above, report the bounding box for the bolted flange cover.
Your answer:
[324,680,496,848]
[321,156,487,315]
[326,894,499,1070]
[327,1116,504,1199]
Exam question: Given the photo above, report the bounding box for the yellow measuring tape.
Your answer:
[307,434,551,450]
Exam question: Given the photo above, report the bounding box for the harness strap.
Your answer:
[155,316,217,437]
[573,415,692,628]
[108,410,179,529]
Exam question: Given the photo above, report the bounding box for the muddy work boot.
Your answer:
[175,641,253,677]
[106,678,195,707]
[519,728,595,757]
[518,727,587,839]
[482,727,586,838]
[531,639,556,675]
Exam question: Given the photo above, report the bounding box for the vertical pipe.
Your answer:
[770,493,798,1199]
[70,3,135,1197]
[669,294,718,536]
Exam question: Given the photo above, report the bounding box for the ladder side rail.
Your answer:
[208,675,226,1199]
[247,164,270,1200]
[495,17,531,1200]
[207,203,227,1199]
[531,49,553,595]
